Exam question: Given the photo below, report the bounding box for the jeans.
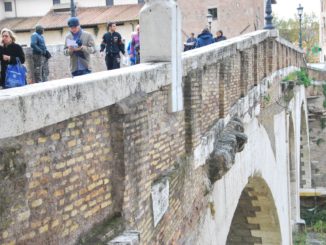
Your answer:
[105,53,120,70]
[33,54,49,83]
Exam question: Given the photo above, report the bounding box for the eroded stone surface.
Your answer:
[207,117,248,183]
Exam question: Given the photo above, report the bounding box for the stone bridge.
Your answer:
[0,9,310,245]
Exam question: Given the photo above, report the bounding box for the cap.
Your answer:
[67,17,80,27]
[35,25,44,32]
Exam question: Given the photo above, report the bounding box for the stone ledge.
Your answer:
[182,30,271,74]
[0,62,171,139]
[276,36,304,53]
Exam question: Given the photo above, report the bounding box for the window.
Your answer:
[53,0,60,4]
[4,2,12,12]
[138,0,145,3]
[106,0,113,6]
[208,8,218,20]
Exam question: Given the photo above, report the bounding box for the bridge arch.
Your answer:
[226,176,281,245]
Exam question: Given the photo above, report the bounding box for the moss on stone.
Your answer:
[76,214,124,245]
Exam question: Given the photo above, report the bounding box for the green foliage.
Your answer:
[320,118,326,129]
[322,85,326,97]
[263,94,271,103]
[282,69,311,87]
[313,220,326,233]
[293,231,307,245]
[322,85,326,109]
[283,72,297,82]
[296,69,311,87]
[302,207,326,228]
[273,14,320,63]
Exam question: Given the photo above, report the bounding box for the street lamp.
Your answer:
[70,0,76,17]
[206,13,213,32]
[297,4,304,49]
[264,0,274,29]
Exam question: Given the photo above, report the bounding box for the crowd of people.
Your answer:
[0,17,226,89]
[0,17,141,89]
[184,29,227,51]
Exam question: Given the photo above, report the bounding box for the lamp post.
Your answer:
[206,13,213,32]
[264,0,274,29]
[297,4,304,49]
[70,0,76,17]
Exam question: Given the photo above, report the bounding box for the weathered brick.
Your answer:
[17,211,30,222]
[51,133,61,141]
[31,199,43,208]
[39,224,48,234]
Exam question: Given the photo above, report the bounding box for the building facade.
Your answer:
[0,0,145,19]
[0,0,270,46]
[320,0,326,62]
[178,0,266,39]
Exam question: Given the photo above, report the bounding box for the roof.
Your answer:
[0,4,143,32]
[0,17,42,31]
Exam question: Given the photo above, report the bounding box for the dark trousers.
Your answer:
[72,69,91,77]
[105,53,120,70]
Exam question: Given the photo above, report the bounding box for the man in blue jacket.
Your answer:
[31,25,50,82]
[195,28,215,48]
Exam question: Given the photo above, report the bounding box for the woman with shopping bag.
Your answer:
[0,28,26,89]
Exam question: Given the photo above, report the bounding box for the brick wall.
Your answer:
[0,31,305,245]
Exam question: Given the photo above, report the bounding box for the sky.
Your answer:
[273,0,321,20]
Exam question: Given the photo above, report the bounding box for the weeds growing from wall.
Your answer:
[283,68,312,87]
[293,231,307,245]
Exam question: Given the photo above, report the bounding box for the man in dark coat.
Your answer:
[31,25,50,82]
[195,28,215,48]
[100,22,125,70]
[214,30,227,42]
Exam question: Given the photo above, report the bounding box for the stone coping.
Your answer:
[0,30,302,139]
[0,63,170,139]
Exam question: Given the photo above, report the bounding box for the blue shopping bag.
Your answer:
[5,58,27,88]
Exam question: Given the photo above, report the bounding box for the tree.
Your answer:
[273,13,320,63]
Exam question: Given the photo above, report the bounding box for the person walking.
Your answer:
[195,28,215,48]
[100,22,125,70]
[130,25,140,64]
[30,25,50,82]
[127,32,136,65]
[64,17,96,77]
[0,28,25,88]
[214,30,227,42]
